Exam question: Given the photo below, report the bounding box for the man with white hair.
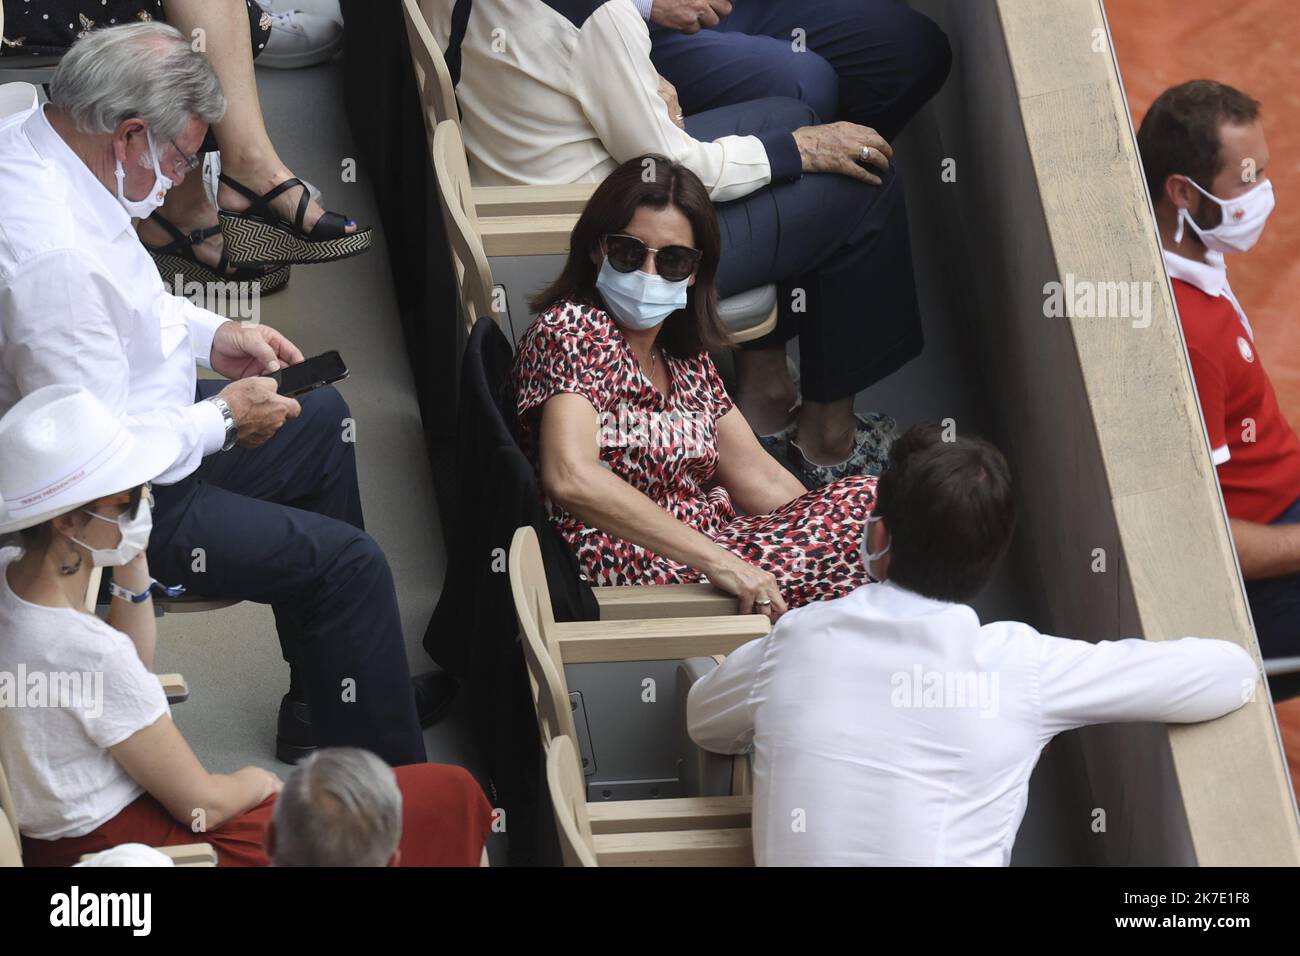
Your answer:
[267,748,494,867]
[0,22,430,767]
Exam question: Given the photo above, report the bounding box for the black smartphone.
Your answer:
[270,350,349,397]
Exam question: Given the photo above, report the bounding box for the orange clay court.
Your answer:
[1108,0,1300,779]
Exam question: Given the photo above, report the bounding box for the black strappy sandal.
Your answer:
[144,213,291,298]
[217,173,373,266]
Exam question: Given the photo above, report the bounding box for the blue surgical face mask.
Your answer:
[595,257,689,331]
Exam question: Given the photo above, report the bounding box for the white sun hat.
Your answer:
[0,385,183,535]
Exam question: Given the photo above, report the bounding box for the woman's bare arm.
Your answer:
[712,407,806,515]
[104,554,156,671]
[538,394,786,616]
[111,715,281,831]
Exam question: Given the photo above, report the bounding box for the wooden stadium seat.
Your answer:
[0,743,215,867]
[547,736,753,867]
[510,525,757,848]
[430,119,499,337]
[400,0,597,233]
[0,81,39,118]
[405,3,779,341]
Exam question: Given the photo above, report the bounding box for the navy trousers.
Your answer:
[1244,496,1300,701]
[650,0,952,138]
[685,96,922,401]
[146,381,426,766]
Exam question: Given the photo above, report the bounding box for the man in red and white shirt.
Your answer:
[1138,80,1300,697]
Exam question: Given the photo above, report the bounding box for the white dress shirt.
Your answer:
[0,105,226,485]
[428,0,801,202]
[688,580,1259,866]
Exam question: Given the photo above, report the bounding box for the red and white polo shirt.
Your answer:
[1166,249,1300,523]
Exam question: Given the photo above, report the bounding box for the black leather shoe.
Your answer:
[276,694,316,765]
[413,670,458,729]
[274,672,458,763]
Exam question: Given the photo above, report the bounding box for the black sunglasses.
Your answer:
[602,234,702,282]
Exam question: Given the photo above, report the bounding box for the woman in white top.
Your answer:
[0,385,493,866]
[0,384,283,865]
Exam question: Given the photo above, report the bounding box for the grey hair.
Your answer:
[48,22,226,144]
[271,748,403,868]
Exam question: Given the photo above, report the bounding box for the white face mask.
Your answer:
[1175,177,1275,254]
[69,503,153,567]
[114,128,174,219]
[861,514,891,583]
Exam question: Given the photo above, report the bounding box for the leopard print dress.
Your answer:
[514,301,876,609]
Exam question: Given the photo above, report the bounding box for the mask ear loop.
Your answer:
[863,514,891,584]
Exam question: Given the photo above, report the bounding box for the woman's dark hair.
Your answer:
[14,485,144,552]
[1137,80,1261,203]
[529,154,734,356]
[874,424,1016,603]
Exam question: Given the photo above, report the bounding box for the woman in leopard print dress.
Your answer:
[515,155,884,618]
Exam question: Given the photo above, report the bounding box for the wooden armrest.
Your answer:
[474,183,596,217]
[551,616,769,664]
[593,827,753,866]
[156,843,216,866]
[594,583,742,620]
[587,795,751,834]
[156,673,189,704]
[78,842,216,866]
[479,214,577,257]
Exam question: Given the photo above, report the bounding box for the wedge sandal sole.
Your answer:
[152,252,292,298]
[218,210,373,266]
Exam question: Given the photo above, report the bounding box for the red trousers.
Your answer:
[23,763,494,867]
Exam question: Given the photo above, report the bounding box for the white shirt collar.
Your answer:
[22,105,133,241]
[1162,247,1228,296]
[1162,247,1254,341]
[866,579,958,615]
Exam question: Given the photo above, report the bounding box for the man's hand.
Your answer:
[217,377,301,448]
[659,76,686,130]
[210,321,305,381]
[792,122,894,186]
[650,0,731,34]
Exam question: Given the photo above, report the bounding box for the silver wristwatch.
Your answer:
[206,396,238,452]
